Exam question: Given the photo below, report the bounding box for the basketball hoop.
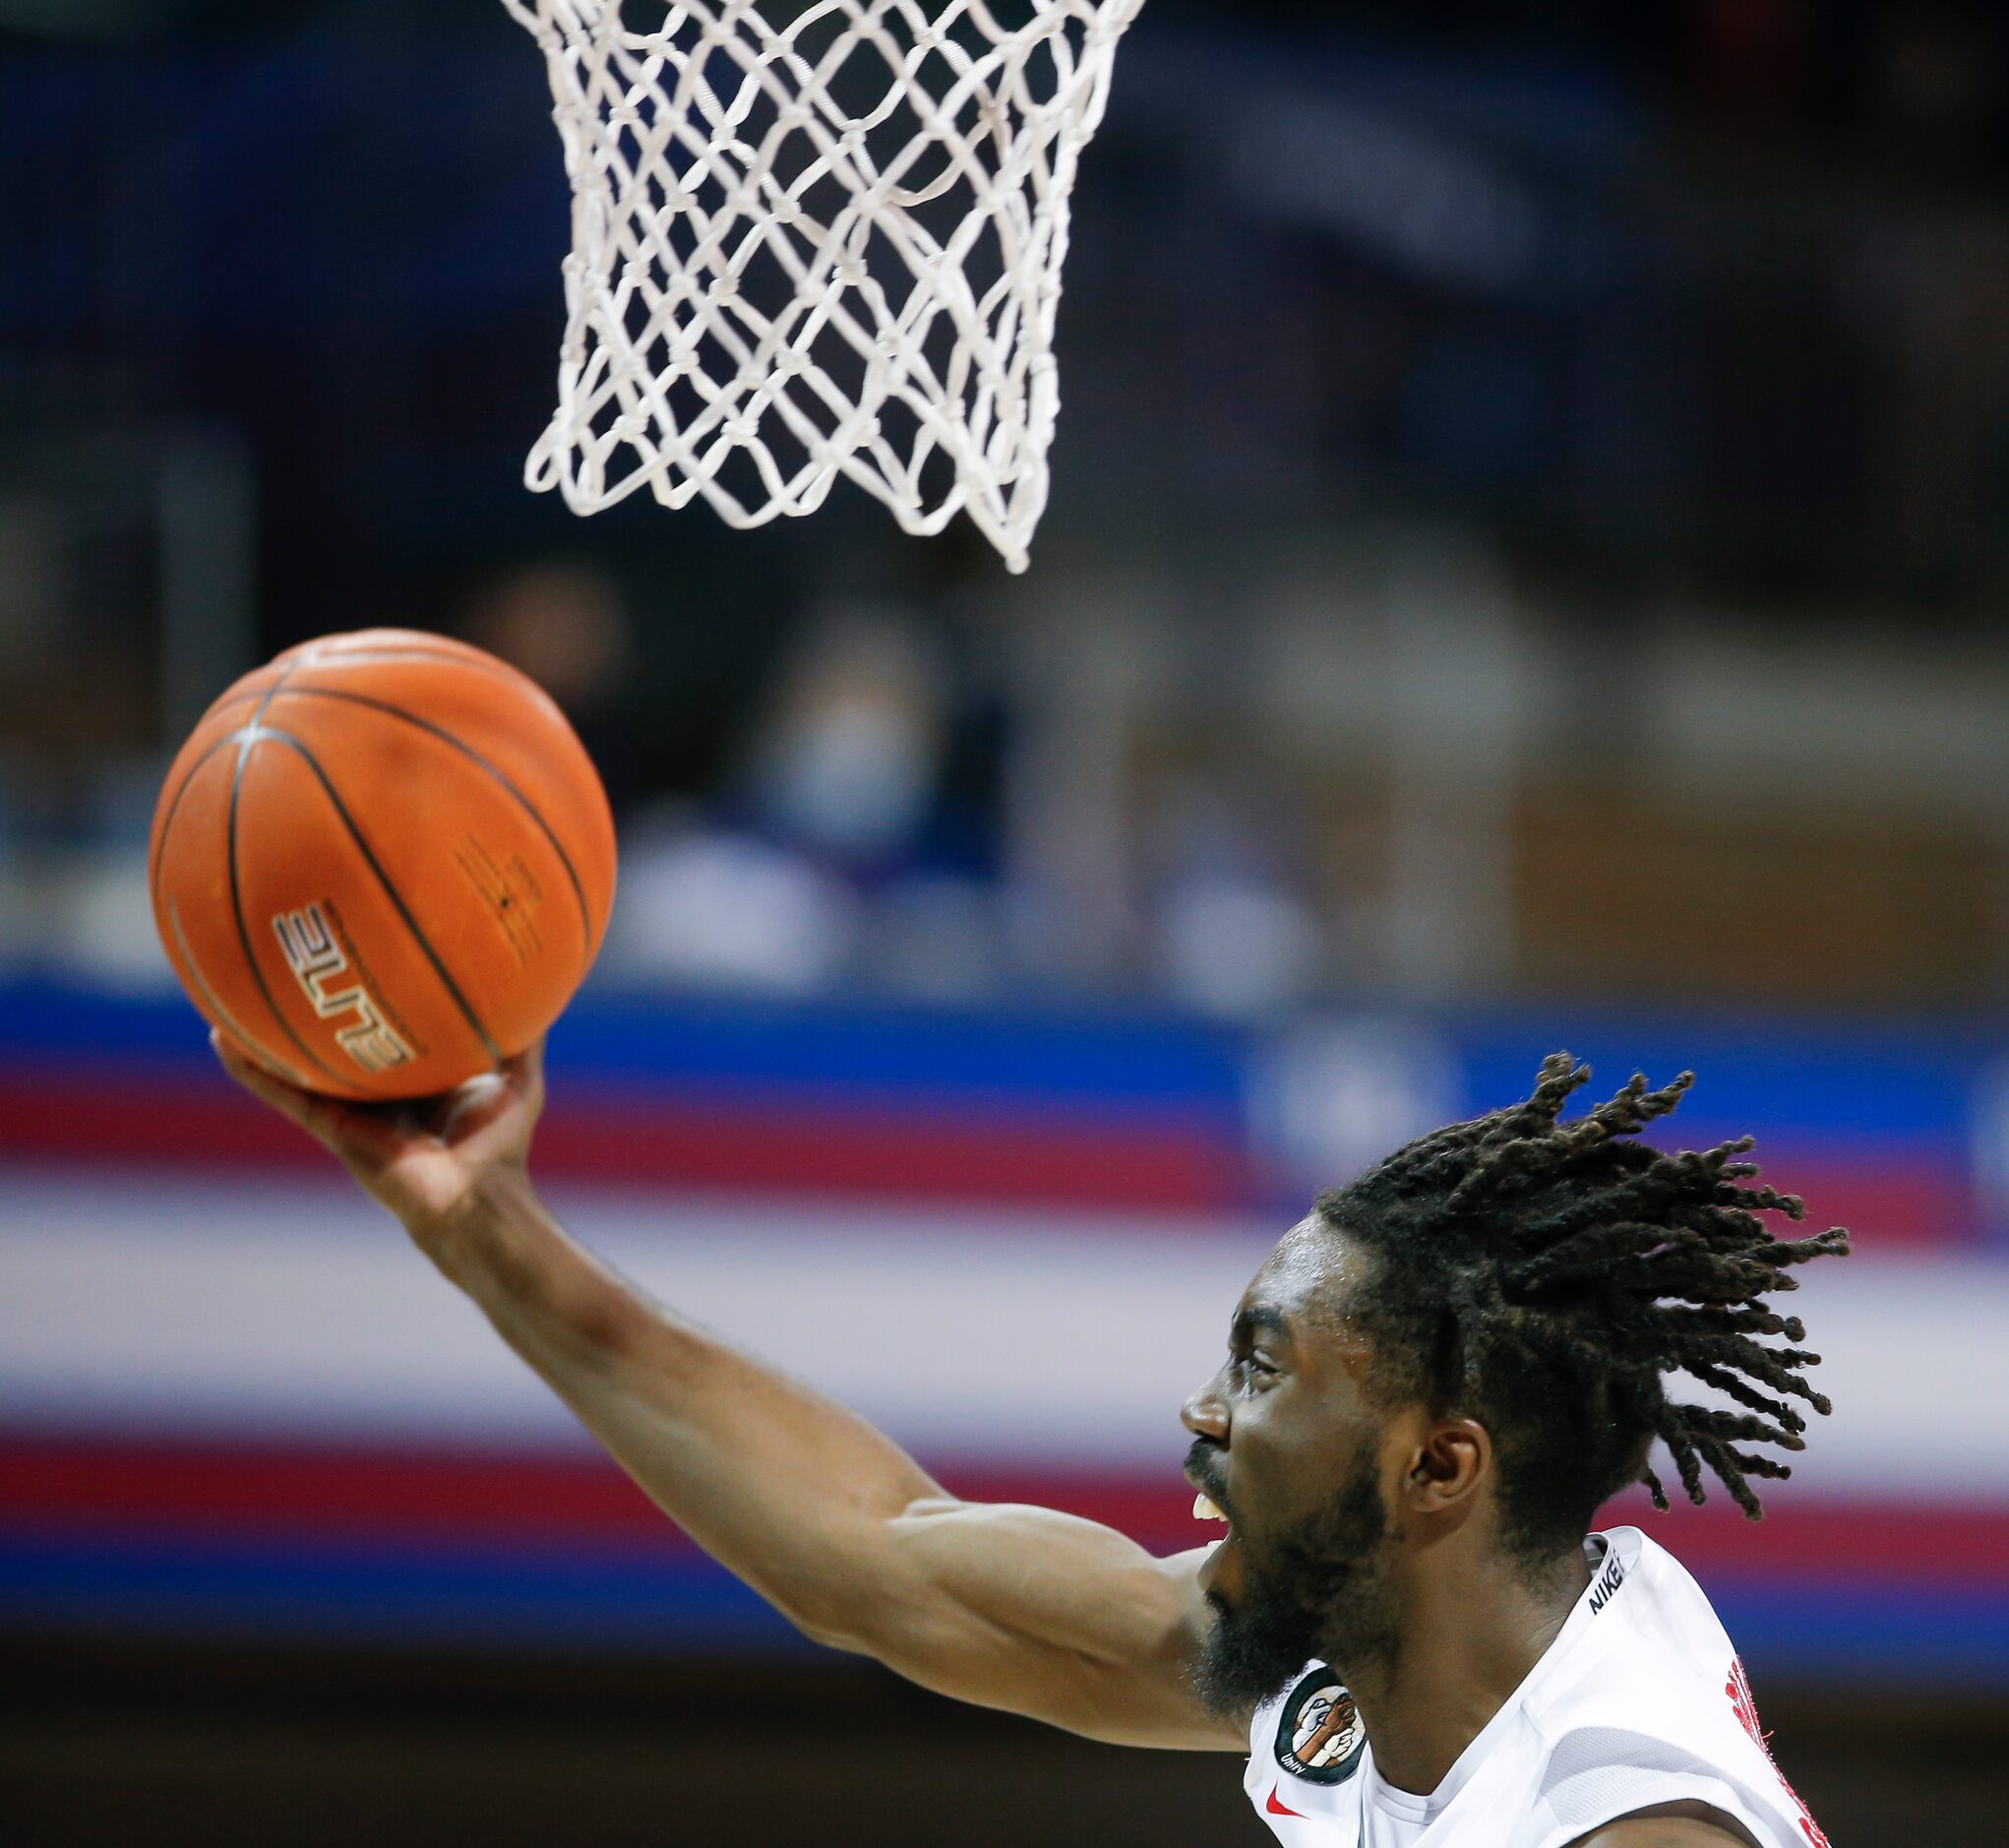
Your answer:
[502,0,1142,572]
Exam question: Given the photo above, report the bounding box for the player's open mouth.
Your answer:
[1194,1509,1245,1606]
[1190,1486,1246,1601]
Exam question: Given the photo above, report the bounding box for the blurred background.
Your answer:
[4,0,2008,1841]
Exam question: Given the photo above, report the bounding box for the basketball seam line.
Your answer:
[265,683,601,972]
[259,724,505,1068]
[150,731,239,921]
[226,667,358,1092]
[152,735,323,1092]
[165,896,285,1081]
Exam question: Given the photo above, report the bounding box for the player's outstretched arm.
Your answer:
[213,1034,1242,1753]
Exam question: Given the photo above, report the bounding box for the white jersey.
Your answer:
[1243,1527,1827,1848]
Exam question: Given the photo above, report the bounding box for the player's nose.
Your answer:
[1181,1378,1229,1442]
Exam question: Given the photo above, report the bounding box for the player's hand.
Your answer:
[211,1029,546,1240]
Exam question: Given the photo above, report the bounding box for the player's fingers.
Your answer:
[435,1070,512,1141]
[213,1030,419,1173]
[324,1103,421,1174]
[212,1030,347,1149]
[438,1039,540,1140]
[213,1029,316,1121]
[503,1037,546,1114]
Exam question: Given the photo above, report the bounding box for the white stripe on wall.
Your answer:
[0,1170,1998,1495]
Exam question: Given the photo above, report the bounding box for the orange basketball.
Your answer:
[150,628,617,1100]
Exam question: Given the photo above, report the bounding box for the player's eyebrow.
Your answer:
[1231,1304,1294,1347]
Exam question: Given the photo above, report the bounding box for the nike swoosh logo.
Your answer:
[1266,1785,1305,1817]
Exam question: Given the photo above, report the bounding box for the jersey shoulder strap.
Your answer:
[1520,1530,1827,1848]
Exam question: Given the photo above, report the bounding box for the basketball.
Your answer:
[149,628,617,1101]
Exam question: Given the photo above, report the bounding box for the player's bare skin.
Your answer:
[213,1032,1233,1750]
[214,1029,1764,1848]
[1577,1808,1754,1848]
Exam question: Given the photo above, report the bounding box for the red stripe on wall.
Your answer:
[1764,1154,1974,1252]
[0,1068,1977,1238]
[0,1436,1200,1552]
[0,1068,1250,1210]
[2,1436,2002,1584]
[1594,1491,2009,1584]
[534,1088,1251,1209]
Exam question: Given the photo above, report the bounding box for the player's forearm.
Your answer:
[414,1169,946,1644]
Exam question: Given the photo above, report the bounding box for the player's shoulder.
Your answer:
[1521,1527,1727,1726]
[1525,1529,1742,1741]
[1521,1529,1818,1848]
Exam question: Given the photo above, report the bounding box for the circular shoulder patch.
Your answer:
[1274,1668,1368,1784]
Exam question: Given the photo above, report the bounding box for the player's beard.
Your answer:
[1193,1441,1402,1718]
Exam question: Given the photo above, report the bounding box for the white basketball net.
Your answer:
[503,0,1142,572]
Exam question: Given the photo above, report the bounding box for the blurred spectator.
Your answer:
[0,500,152,848]
[605,602,1001,998]
[737,603,950,877]
[458,562,644,819]
[1149,773,1326,1021]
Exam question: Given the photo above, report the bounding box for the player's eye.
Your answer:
[1231,1353,1278,1389]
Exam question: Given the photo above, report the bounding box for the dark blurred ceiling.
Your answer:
[1,0,1691,51]
[5,0,1990,160]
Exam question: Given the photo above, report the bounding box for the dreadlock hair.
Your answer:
[1317,1052,1850,1559]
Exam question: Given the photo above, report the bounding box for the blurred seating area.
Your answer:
[10,524,2009,1017]
[6,3,2009,1020]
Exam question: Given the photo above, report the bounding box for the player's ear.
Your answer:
[1407,1416,1491,1515]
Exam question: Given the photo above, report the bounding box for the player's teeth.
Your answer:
[1193,1493,1228,1523]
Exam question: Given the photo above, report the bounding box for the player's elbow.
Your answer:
[783,1611,875,1655]
[761,1553,938,1661]
[785,1583,935,1663]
